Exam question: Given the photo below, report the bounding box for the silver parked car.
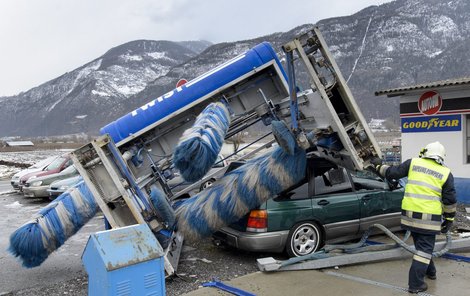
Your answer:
[47,175,82,200]
[23,165,78,198]
[167,155,229,192]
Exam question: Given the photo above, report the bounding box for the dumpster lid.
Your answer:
[84,224,165,271]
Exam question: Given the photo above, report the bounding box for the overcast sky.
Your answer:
[0,0,391,96]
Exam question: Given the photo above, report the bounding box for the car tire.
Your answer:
[286,221,323,257]
[200,178,216,191]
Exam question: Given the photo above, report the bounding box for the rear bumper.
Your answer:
[214,227,289,253]
[23,186,49,198]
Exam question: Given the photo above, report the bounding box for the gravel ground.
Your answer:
[454,203,470,231]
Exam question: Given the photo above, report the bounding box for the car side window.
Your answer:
[45,156,66,170]
[213,155,225,168]
[276,182,309,200]
[352,177,388,191]
[314,168,353,196]
[349,170,388,191]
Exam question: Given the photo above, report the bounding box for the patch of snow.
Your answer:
[0,150,66,178]
[147,52,177,63]
[5,201,22,208]
[66,59,102,96]
[329,45,344,58]
[0,165,17,179]
[48,59,102,112]
[100,65,169,96]
[386,45,394,52]
[148,52,165,59]
[460,232,470,238]
[75,115,88,119]
[112,84,145,96]
[429,15,458,35]
[428,50,443,58]
[91,90,110,97]
[122,54,143,62]
[347,15,374,83]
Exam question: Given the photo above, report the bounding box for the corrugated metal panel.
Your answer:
[375,77,470,96]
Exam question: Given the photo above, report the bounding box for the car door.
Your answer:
[311,168,361,242]
[266,181,313,232]
[352,173,403,233]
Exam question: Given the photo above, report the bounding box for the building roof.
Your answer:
[5,141,34,146]
[375,77,470,97]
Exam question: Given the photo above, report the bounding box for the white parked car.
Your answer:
[10,156,58,190]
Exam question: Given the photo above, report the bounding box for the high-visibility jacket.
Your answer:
[401,158,451,234]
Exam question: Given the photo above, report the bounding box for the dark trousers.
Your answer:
[409,232,436,289]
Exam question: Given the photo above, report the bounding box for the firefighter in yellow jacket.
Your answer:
[373,141,456,294]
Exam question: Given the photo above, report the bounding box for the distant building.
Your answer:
[5,141,34,147]
[368,118,389,132]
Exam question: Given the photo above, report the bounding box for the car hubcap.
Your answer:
[202,180,214,189]
[292,224,318,256]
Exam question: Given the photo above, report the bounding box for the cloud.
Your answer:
[0,0,390,96]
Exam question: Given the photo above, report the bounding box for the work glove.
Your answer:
[366,164,380,176]
[441,219,453,234]
[370,157,383,167]
[367,157,385,176]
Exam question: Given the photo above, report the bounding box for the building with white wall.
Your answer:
[376,77,470,204]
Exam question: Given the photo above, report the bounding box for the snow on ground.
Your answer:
[0,150,71,179]
[0,165,17,179]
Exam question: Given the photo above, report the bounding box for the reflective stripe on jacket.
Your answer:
[401,158,450,234]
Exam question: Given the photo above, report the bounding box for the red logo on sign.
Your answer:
[176,79,188,88]
[418,91,442,115]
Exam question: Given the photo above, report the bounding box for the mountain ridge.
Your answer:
[1,0,469,137]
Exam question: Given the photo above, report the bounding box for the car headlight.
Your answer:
[30,180,43,187]
[58,185,70,190]
[28,176,37,181]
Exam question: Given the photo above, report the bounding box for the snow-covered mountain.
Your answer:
[0,40,211,136]
[319,0,470,120]
[1,0,469,137]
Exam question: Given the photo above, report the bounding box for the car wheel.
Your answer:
[286,221,323,257]
[200,178,216,191]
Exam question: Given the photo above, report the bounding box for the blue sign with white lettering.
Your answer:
[401,114,461,133]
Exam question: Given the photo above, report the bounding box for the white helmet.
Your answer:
[419,141,446,164]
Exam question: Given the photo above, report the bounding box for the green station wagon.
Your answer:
[213,154,404,257]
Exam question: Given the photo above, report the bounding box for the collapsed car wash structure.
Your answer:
[8,27,470,295]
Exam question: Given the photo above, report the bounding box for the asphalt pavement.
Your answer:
[184,253,470,296]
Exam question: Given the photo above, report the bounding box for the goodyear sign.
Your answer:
[401,114,461,133]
